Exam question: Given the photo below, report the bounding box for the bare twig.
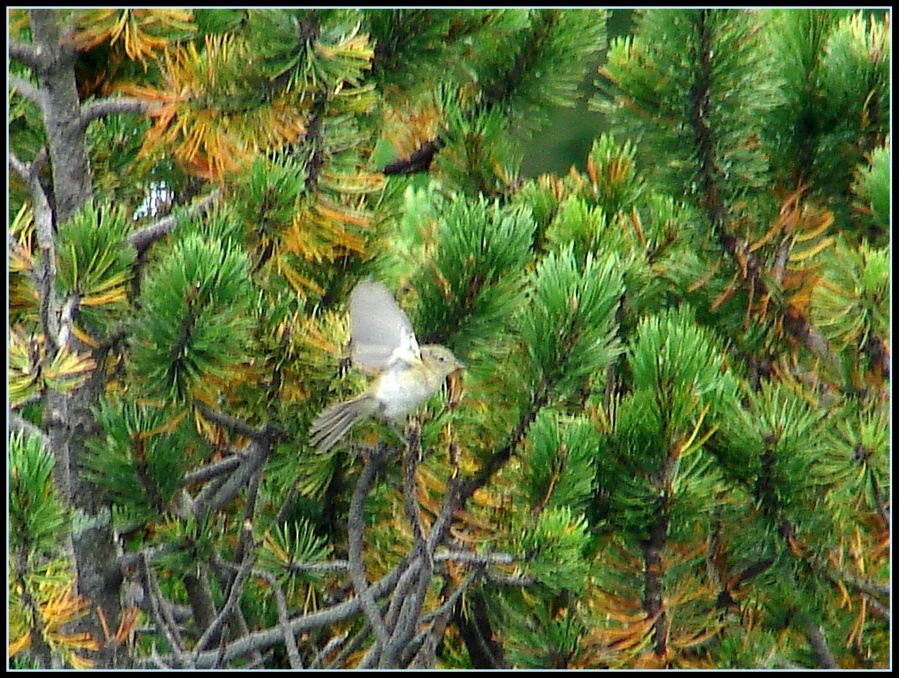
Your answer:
[217,556,349,581]
[144,557,408,667]
[484,572,536,587]
[435,548,516,567]
[144,406,533,669]
[193,549,255,660]
[348,452,391,649]
[142,553,193,668]
[148,646,174,670]
[285,559,351,575]
[326,622,370,669]
[409,567,484,668]
[381,423,432,667]
[311,631,348,669]
[380,560,422,647]
[190,474,228,517]
[402,422,428,558]
[237,480,262,562]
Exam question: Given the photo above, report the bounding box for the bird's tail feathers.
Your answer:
[309,395,375,454]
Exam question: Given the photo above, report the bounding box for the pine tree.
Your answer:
[8,8,889,669]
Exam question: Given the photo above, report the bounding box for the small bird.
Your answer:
[309,280,465,454]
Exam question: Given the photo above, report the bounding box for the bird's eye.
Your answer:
[438,355,445,362]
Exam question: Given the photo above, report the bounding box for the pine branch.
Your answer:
[11,548,54,666]
[27,9,91,223]
[685,12,842,378]
[816,558,890,601]
[193,437,273,521]
[862,333,890,381]
[482,9,559,111]
[781,308,840,374]
[746,436,889,620]
[9,39,44,71]
[295,9,321,44]
[642,500,671,658]
[460,381,548,503]
[865,459,890,532]
[80,97,157,129]
[688,11,730,232]
[127,190,221,255]
[182,569,219,653]
[802,620,838,669]
[10,413,51,448]
[181,456,242,486]
[367,559,421,667]
[195,403,278,441]
[302,95,327,192]
[381,137,445,175]
[454,588,506,668]
[715,558,775,610]
[9,73,47,111]
[381,12,575,178]
[383,550,432,667]
[132,434,171,516]
[10,148,60,350]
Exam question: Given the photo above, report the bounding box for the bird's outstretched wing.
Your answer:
[348,280,421,371]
